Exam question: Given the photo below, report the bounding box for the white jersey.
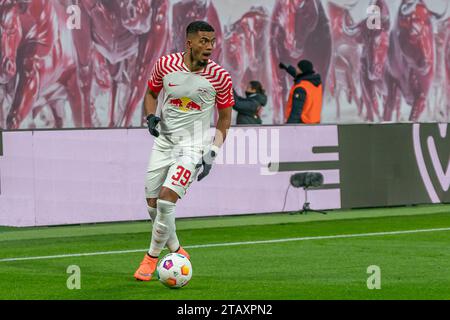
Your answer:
[148,52,234,151]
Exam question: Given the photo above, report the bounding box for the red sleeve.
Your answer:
[147,57,164,94]
[215,73,234,109]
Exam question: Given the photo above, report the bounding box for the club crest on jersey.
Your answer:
[197,87,214,102]
[169,97,202,112]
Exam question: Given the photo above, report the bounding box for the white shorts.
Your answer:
[145,147,202,199]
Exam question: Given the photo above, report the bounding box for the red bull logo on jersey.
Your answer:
[169,97,202,112]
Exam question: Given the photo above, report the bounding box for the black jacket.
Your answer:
[233,90,267,125]
[286,72,322,124]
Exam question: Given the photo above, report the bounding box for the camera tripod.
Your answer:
[290,187,327,215]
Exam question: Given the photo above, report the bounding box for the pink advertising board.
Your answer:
[0,126,340,226]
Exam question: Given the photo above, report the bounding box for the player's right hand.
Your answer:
[146,114,161,137]
[195,145,219,181]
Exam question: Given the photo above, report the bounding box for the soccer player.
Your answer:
[134,21,234,281]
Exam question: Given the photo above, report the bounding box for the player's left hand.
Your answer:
[196,145,219,181]
[146,114,161,137]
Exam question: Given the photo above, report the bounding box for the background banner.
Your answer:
[0,0,448,129]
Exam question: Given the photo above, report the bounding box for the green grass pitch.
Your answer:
[0,205,449,300]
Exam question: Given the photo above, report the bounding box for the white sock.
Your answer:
[148,205,180,253]
[148,199,176,257]
[166,225,181,253]
[147,205,157,221]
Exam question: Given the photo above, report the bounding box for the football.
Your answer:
[157,253,192,288]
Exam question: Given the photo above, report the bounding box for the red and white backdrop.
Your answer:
[0,0,448,129]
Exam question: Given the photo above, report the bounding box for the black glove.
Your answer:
[279,62,288,70]
[146,114,161,137]
[279,62,297,79]
[195,145,219,181]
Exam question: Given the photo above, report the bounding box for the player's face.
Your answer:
[187,31,216,67]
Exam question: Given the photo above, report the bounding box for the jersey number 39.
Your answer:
[171,166,192,186]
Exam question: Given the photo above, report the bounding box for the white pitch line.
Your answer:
[1,227,450,263]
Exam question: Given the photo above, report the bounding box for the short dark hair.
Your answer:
[297,60,314,74]
[249,81,265,95]
[186,21,215,36]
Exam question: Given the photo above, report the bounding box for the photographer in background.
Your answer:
[233,81,267,125]
[280,60,323,124]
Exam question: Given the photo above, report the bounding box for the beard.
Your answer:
[196,58,208,68]
[189,48,209,69]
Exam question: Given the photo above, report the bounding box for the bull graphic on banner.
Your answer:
[0,0,448,129]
